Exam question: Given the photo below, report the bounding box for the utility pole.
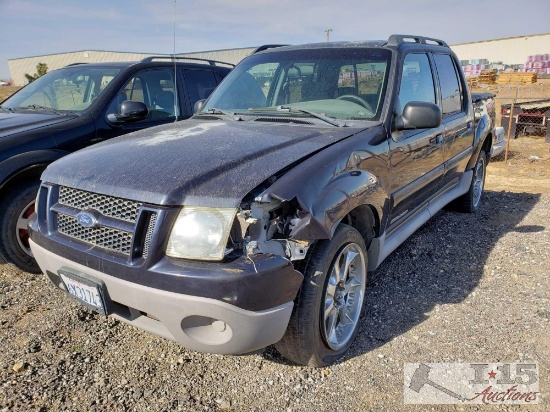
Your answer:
[325,28,332,42]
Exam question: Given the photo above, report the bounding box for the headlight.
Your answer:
[166,207,236,261]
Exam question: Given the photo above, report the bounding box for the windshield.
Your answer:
[3,66,122,113]
[204,47,391,121]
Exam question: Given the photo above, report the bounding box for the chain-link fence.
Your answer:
[463,55,550,161]
[463,54,550,163]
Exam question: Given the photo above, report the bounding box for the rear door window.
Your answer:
[182,70,219,109]
[433,54,463,116]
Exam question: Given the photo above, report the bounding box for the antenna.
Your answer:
[172,0,178,121]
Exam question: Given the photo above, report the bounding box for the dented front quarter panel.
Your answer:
[263,126,390,241]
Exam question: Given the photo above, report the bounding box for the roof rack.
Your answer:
[140,56,235,67]
[387,34,448,48]
[251,44,288,54]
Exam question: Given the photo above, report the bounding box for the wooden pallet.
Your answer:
[497,72,537,85]
[478,70,497,85]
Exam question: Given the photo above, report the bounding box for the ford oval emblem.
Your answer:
[76,211,98,228]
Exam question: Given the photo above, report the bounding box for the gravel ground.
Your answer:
[1,191,549,411]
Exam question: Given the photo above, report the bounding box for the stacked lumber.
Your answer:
[467,77,478,88]
[497,72,537,85]
[477,69,497,85]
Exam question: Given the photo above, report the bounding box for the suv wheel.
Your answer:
[0,180,41,273]
[275,224,367,366]
[450,150,487,213]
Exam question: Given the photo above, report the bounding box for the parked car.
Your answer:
[30,35,494,366]
[0,80,9,86]
[0,57,232,272]
[501,98,550,142]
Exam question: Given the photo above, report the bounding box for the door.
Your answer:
[98,68,181,141]
[432,53,474,189]
[388,53,445,230]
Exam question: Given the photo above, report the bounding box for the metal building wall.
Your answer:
[450,33,550,65]
[8,47,257,86]
[178,47,257,66]
[8,50,162,86]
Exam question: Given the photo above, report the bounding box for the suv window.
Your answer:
[433,54,463,116]
[106,69,179,121]
[3,67,121,112]
[182,70,219,109]
[205,48,391,121]
[398,53,435,113]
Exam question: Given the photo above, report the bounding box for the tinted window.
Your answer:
[433,54,463,116]
[398,53,435,113]
[183,70,218,108]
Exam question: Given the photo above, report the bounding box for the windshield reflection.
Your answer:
[204,48,391,121]
[3,67,121,113]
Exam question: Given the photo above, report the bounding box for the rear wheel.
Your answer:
[450,150,487,213]
[0,180,41,273]
[275,224,367,367]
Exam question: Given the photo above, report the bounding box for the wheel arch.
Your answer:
[467,113,492,170]
[0,149,69,195]
[282,170,387,244]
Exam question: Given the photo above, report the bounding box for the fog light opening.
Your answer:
[181,315,233,345]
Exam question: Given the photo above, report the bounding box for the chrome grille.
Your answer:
[59,186,142,222]
[142,213,157,258]
[57,213,133,255]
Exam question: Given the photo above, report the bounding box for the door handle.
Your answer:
[467,121,473,130]
[430,135,443,145]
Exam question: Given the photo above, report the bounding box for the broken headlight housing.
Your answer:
[166,207,236,261]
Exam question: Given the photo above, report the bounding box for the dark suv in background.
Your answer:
[0,56,232,272]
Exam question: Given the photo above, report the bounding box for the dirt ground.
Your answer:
[472,78,550,194]
[486,136,550,194]
[0,86,21,102]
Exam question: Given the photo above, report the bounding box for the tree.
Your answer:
[24,63,48,83]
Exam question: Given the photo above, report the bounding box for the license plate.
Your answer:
[59,270,106,315]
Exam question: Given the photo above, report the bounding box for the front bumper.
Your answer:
[31,239,294,355]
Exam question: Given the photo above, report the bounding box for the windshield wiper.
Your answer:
[248,105,347,127]
[15,105,63,115]
[0,105,14,113]
[203,108,242,121]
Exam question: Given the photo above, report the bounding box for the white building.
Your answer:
[7,47,256,86]
[450,33,550,66]
[8,33,550,85]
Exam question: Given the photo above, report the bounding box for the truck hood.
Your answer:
[42,118,378,208]
[0,111,78,138]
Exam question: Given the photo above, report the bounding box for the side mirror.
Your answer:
[107,100,148,124]
[194,99,206,114]
[395,101,442,130]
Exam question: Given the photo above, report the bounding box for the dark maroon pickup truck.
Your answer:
[29,34,494,366]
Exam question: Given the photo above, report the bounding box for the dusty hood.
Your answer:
[42,118,376,207]
[0,111,77,138]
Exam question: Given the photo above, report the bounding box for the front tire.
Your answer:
[0,180,41,273]
[275,224,367,367]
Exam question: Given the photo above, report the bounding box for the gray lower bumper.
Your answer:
[30,240,293,355]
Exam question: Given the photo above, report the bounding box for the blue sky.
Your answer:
[1,0,548,80]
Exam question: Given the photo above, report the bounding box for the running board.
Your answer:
[367,170,473,271]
